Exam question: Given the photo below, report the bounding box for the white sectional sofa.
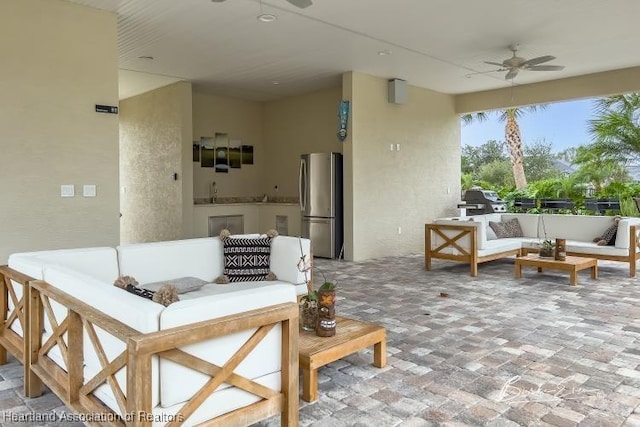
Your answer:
[425,213,640,277]
[0,235,310,426]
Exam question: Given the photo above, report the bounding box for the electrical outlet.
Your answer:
[60,185,74,197]
[398,226,402,235]
[83,185,97,197]
[396,143,401,151]
[389,143,394,151]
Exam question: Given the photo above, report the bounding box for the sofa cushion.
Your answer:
[615,218,640,249]
[222,236,272,282]
[8,247,119,284]
[117,238,223,284]
[489,218,523,238]
[270,236,311,287]
[477,239,521,257]
[158,284,296,408]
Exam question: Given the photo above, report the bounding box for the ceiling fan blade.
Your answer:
[522,55,555,67]
[466,68,507,77]
[527,65,565,71]
[286,0,313,8]
[505,68,519,80]
[484,61,505,67]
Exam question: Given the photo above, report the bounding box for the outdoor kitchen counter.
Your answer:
[192,201,301,237]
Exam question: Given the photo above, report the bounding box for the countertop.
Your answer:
[194,196,299,207]
[194,202,298,207]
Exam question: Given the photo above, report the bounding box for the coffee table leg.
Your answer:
[537,267,542,273]
[374,340,386,368]
[514,263,522,279]
[570,269,577,286]
[591,265,598,280]
[302,367,318,402]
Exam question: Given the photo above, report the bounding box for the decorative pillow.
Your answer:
[598,223,618,246]
[489,218,523,238]
[141,277,207,294]
[124,284,155,300]
[486,226,498,241]
[114,276,179,306]
[221,236,274,282]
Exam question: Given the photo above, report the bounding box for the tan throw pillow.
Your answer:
[489,218,523,238]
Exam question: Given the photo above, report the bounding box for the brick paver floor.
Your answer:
[2,255,640,426]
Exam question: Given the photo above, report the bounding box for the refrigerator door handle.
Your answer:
[299,158,307,212]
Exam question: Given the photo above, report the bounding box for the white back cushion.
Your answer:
[117,238,223,284]
[8,247,119,283]
[270,236,310,284]
[158,284,296,408]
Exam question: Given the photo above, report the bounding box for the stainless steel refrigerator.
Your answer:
[299,153,343,259]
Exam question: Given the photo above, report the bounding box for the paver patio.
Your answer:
[1,254,640,426]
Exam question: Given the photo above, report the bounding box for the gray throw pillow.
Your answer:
[486,226,498,240]
[141,277,207,294]
[489,218,523,238]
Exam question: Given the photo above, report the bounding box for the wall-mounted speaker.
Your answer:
[388,79,407,104]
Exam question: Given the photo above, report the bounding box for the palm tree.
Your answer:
[462,105,546,190]
[588,93,640,163]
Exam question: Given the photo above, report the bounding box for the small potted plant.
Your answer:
[539,239,555,258]
[316,277,337,337]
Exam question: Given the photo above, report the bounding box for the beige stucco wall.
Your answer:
[455,66,640,114]
[119,82,193,244]
[0,0,119,263]
[344,72,460,261]
[192,92,264,199]
[262,87,343,197]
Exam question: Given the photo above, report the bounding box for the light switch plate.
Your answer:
[60,185,75,197]
[83,184,97,197]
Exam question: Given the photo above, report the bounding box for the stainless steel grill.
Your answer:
[463,188,507,215]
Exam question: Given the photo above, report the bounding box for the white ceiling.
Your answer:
[69,0,640,101]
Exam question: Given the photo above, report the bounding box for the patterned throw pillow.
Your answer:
[600,223,618,246]
[489,218,524,239]
[223,237,272,282]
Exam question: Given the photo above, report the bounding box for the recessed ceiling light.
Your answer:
[272,81,281,85]
[257,13,277,23]
[378,50,392,56]
[138,55,154,60]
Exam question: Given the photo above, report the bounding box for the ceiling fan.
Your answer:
[482,43,565,80]
[211,0,313,8]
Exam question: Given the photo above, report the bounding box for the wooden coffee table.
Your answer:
[514,254,598,286]
[298,316,386,402]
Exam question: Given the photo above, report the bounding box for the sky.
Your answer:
[460,98,597,153]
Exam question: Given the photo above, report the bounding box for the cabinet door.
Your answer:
[276,215,288,236]
[208,215,244,236]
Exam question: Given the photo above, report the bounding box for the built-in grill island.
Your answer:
[460,188,507,215]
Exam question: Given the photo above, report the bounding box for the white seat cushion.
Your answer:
[477,239,521,257]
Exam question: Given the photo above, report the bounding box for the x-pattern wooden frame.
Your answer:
[0,266,33,367]
[27,279,299,427]
[425,223,521,277]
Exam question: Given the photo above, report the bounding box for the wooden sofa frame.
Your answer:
[425,223,640,277]
[424,223,521,277]
[0,266,31,371]
[0,266,299,427]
